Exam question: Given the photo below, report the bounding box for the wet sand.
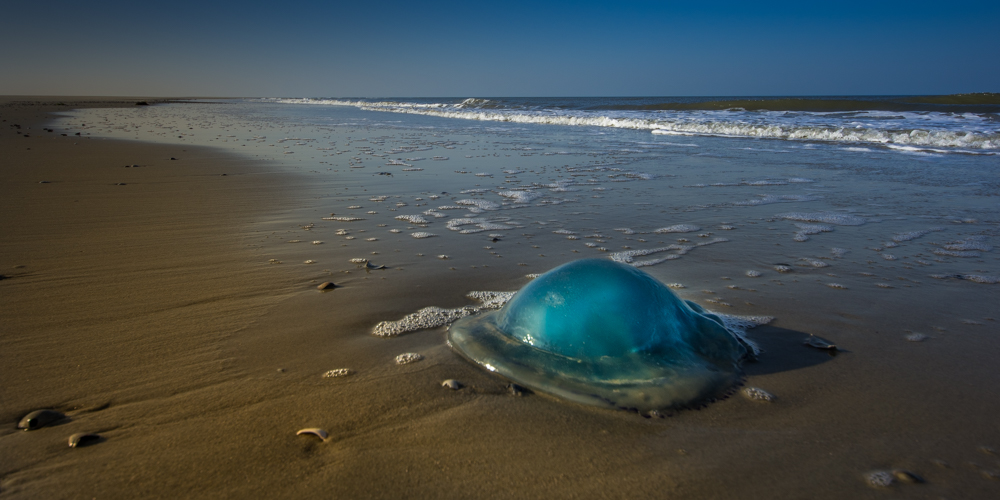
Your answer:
[2,98,999,499]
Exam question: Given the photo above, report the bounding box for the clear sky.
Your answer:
[2,0,997,97]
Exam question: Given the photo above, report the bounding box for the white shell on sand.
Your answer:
[68,432,101,448]
[296,428,329,441]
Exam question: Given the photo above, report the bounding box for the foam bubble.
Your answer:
[323,216,365,222]
[933,249,981,257]
[609,238,728,267]
[892,227,943,242]
[372,291,516,337]
[395,214,429,224]
[456,199,501,212]
[654,224,701,234]
[941,236,992,252]
[323,368,353,378]
[411,232,436,239]
[395,353,424,365]
[733,194,818,206]
[793,223,834,242]
[779,212,866,226]
[447,217,513,232]
[800,258,830,268]
[497,190,542,204]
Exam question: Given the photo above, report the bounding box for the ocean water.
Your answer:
[270,95,1000,153]
[56,98,1000,325]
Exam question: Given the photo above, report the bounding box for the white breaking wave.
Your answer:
[268,97,1000,152]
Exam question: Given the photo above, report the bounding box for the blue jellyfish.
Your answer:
[447,259,752,411]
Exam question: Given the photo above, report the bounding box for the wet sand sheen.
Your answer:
[2,99,999,499]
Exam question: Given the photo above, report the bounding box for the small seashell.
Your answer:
[317,282,337,290]
[804,336,838,351]
[742,387,776,402]
[892,469,924,483]
[395,353,423,365]
[441,379,462,390]
[296,428,329,441]
[18,409,65,430]
[68,432,101,448]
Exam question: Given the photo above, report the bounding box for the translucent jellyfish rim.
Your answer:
[447,290,748,412]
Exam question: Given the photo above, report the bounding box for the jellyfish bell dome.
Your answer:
[447,259,750,412]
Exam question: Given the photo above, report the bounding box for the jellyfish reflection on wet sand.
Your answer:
[448,259,753,412]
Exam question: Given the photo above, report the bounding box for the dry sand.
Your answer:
[2,98,999,499]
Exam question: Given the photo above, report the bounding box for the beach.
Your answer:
[2,97,999,499]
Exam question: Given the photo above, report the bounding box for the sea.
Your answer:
[57,95,1000,305]
[270,95,1000,154]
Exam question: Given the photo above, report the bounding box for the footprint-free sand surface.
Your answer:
[2,98,999,499]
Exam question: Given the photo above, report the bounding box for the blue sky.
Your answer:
[2,0,997,97]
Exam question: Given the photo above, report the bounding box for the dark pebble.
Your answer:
[507,383,530,396]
